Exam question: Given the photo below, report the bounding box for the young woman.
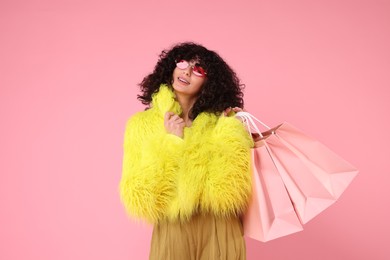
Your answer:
[119,42,253,260]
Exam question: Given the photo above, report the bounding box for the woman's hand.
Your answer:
[222,107,247,123]
[222,107,245,116]
[164,112,185,138]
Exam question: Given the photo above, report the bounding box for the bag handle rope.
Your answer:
[235,111,272,138]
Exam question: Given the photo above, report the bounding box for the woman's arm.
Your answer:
[118,112,184,223]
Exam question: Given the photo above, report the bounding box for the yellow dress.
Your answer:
[149,213,246,260]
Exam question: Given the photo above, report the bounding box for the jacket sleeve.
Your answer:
[202,115,254,217]
[118,113,184,223]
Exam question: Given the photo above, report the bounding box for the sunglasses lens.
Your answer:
[176,60,189,69]
[193,65,206,77]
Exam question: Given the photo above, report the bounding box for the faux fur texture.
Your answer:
[119,84,253,224]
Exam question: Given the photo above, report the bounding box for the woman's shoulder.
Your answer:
[194,112,246,131]
[127,107,159,122]
[125,110,143,127]
[212,113,254,147]
[124,108,160,132]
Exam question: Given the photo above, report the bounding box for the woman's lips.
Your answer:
[178,77,190,85]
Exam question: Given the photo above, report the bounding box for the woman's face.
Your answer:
[171,59,207,99]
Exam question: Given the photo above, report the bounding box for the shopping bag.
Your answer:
[237,112,358,241]
[242,138,304,242]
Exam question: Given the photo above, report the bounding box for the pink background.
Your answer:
[1,0,389,259]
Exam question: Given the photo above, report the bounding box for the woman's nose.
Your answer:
[183,67,191,76]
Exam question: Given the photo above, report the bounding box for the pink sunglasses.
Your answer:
[176,60,207,77]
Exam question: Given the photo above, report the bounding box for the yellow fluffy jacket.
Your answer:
[118,84,254,224]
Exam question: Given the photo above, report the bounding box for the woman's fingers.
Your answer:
[170,114,182,122]
[222,107,246,116]
[164,111,175,121]
[232,107,245,112]
[222,107,232,116]
[164,112,185,138]
[165,112,182,121]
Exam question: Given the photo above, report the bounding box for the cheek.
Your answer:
[172,68,180,78]
[192,76,205,88]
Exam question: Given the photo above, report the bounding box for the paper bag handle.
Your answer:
[235,111,271,138]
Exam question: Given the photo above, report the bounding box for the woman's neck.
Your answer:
[175,93,197,126]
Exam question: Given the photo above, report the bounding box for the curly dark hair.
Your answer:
[138,42,245,120]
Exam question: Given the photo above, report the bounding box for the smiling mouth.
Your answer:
[178,77,190,84]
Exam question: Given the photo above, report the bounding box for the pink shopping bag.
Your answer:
[242,138,303,242]
[237,112,358,241]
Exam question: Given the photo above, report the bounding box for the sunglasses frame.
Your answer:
[175,60,207,77]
